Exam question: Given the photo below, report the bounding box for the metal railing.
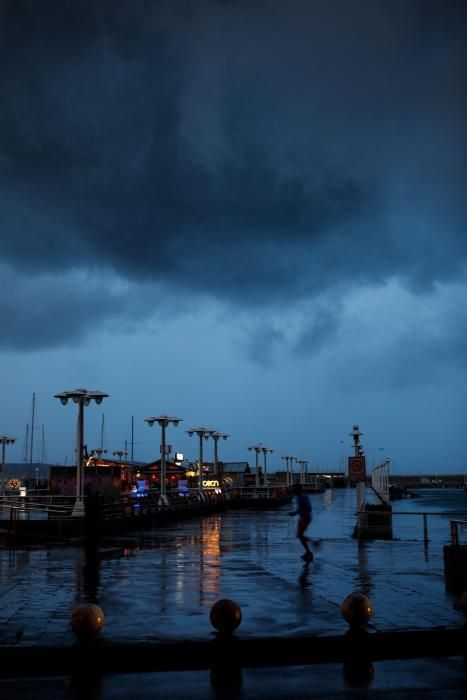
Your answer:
[0,495,75,520]
[356,509,467,543]
[371,459,390,504]
[228,486,291,499]
[449,519,467,546]
[0,489,228,525]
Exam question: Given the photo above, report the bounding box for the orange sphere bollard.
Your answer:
[341,592,373,627]
[70,603,105,640]
[210,599,242,634]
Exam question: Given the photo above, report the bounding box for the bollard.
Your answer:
[443,522,467,592]
[210,599,242,635]
[209,600,243,692]
[458,590,467,663]
[341,592,373,629]
[341,592,374,688]
[70,603,105,642]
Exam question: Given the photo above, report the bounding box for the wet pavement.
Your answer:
[0,488,464,648]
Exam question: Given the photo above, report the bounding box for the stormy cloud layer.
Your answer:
[0,0,467,474]
[1,0,466,359]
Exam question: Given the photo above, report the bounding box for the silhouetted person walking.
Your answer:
[290,484,313,561]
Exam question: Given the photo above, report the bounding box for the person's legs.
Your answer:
[297,517,312,555]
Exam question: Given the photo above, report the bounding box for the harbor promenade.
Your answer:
[1,487,467,696]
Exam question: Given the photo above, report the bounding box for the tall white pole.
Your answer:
[72,400,85,517]
[161,422,167,497]
[214,437,219,475]
[1,442,5,497]
[199,433,204,491]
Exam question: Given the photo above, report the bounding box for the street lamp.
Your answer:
[91,448,108,459]
[349,425,363,456]
[187,427,214,491]
[210,431,229,480]
[247,444,265,487]
[54,388,108,517]
[296,458,309,485]
[146,416,182,499]
[260,446,273,486]
[112,450,128,461]
[281,455,295,486]
[0,436,16,497]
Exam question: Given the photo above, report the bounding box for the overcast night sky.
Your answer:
[1,0,466,473]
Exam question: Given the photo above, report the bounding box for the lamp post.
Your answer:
[0,436,16,497]
[146,416,182,498]
[54,389,108,517]
[187,428,214,490]
[296,458,309,485]
[91,448,108,459]
[112,450,128,461]
[281,455,295,486]
[210,431,229,480]
[247,444,264,487]
[281,455,288,485]
[261,446,273,486]
[350,425,363,457]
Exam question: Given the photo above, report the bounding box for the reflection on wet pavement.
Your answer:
[0,488,463,646]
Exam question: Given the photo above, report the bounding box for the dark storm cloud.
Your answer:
[1,0,467,349]
[0,265,157,350]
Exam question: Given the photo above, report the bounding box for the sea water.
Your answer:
[391,488,467,543]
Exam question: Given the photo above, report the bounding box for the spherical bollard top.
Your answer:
[341,592,373,627]
[70,603,105,640]
[210,599,242,634]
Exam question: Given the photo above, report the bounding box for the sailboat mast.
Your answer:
[24,424,29,463]
[100,414,105,452]
[29,392,36,464]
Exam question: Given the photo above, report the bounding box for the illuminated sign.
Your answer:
[175,453,184,461]
[203,480,219,488]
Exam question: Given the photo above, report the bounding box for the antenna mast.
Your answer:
[41,424,46,463]
[29,392,36,464]
[100,414,105,452]
[24,424,29,463]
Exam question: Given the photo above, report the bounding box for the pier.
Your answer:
[1,487,467,697]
